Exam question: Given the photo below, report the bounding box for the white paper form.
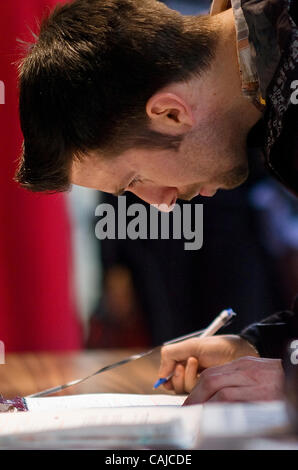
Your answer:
[0,400,202,449]
[25,393,187,411]
[0,396,290,450]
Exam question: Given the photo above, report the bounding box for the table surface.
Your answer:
[0,348,169,399]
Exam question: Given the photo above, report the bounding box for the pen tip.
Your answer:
[153,379,162,389]
[226,308,235,316]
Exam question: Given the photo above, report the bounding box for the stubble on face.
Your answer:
[175,105,250,199]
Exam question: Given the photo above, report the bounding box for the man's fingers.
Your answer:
[183,370,255,405]
[162,380,174,391]
[207,386,257,403]
[158,355,176,381]
[162,358,199,393]
[184,357,199,393]
[181,357,285,405]
[208,385,279,402]
[158,339,200,379]
[171,363,186,394]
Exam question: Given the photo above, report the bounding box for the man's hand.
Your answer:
[158,335,259,394]
[183,357,285,405]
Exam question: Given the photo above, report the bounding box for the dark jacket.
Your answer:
[244,0,298,196]
[239,0,298,358]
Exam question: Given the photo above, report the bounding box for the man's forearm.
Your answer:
[240,297,298,359]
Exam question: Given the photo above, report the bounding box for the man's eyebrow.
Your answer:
[112,187,126,197]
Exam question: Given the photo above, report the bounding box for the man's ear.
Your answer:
[146,92,195,135]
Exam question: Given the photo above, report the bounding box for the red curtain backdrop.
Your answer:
[0,0,82,351]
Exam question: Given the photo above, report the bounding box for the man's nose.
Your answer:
[128,185,178,212]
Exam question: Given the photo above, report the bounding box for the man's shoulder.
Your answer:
[263,20,298,196]
[210,0,298,196]
[242,0,298,196]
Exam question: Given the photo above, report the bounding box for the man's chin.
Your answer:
[178,167,249,201]
[178,191,215,201]
[178,192,199,202]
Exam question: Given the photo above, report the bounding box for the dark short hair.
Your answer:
[16,0,218,192]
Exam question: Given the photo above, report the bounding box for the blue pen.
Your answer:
[153,308,236,389]
[153,375,174,389]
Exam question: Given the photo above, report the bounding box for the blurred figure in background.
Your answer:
[0,0,82,351]
[68,185,102,339]
[249,179,298,308]
[87,265,151,348]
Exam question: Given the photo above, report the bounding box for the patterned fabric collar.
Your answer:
[210,0,265,111]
